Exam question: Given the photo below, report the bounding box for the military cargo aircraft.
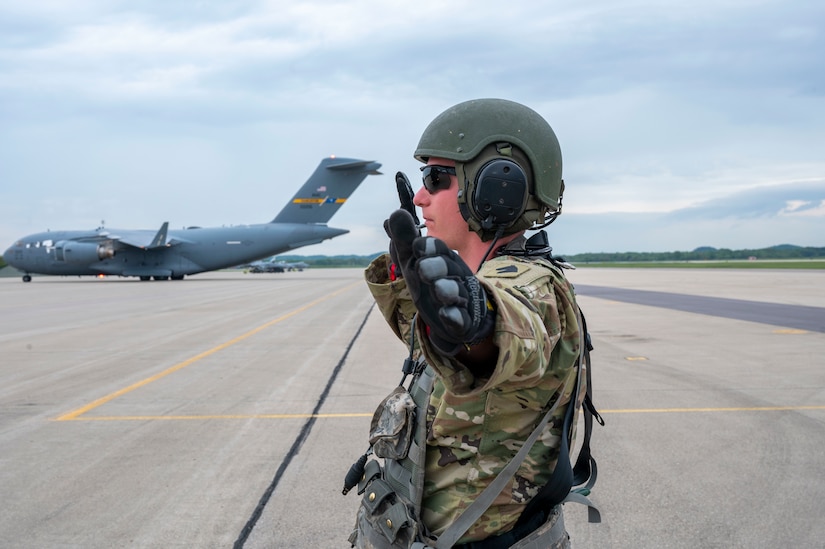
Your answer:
[2,156,380,282]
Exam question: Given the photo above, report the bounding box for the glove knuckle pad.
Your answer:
[439,307,467,334]
[433,279,462,304]
[418,257,448,282]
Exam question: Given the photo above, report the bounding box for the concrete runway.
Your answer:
[0,268,823,548]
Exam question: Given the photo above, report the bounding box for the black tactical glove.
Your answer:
[383,217,410,281]
[384,172,420,281]
[386,209,495,355]
[394,171,420,227]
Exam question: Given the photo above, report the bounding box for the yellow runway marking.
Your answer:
[601,405,825,414]
[60,406,825,422]
[55,282,361,422]
[65,413,374,421]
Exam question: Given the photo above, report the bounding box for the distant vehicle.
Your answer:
[248,259,309,273]
[3,156,381,282]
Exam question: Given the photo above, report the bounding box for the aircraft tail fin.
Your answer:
[272,156,381,224]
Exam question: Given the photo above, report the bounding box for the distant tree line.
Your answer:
[273,245,825,268]
[274,254,382,268]
[563,245,825,263]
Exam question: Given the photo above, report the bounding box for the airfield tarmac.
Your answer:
[0,267,823,548]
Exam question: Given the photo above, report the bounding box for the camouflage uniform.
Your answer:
[364,247,580,545]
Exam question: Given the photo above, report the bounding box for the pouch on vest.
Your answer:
[350,468,424,549]
[369,386,416,460]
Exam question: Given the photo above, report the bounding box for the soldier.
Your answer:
[348,98,587,549]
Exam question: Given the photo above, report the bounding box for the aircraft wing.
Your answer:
[148,222,169,247]
[166,236,194,246]
[107,223,172,249]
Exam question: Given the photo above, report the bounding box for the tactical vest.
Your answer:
[346,242,602,548]
[347,362,436,548]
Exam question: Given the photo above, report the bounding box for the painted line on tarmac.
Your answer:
[54,281,361,422]
[602,405,825,414]
[64,413,375,421]
[575,284,825,333]
[57,405,825,422]
[233,302,376,548]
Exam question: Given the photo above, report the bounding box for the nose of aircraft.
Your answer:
[3,244,19,267]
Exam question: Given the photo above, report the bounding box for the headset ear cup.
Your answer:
[472,159,529,230]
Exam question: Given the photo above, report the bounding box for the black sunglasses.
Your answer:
[420,165,456,194]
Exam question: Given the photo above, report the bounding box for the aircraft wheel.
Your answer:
[22,274,32,283]
[139,276,151,281]
[171,275,184,281]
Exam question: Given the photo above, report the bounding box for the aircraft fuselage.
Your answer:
[3,223,347,280]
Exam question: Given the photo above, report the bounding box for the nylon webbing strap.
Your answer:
[434,379,570,549]
[409,367,435,512]
[517,305,603,528]
[571,310,602,491]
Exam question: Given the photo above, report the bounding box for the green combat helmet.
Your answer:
[414,98,564,241]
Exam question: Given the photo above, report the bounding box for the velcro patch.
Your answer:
[483,263,531,278]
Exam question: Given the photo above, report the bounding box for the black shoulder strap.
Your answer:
[516,306,604,528]
[572,310,604,490]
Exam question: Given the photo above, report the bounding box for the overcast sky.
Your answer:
[1,0,823,256]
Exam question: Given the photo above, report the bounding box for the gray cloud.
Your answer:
[670,180,825,220]
[1,0,823,257]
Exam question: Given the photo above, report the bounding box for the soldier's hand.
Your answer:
[383,211,418,280]
[384,172,421,281]
[394,171,420,227]
[386,209,494,355]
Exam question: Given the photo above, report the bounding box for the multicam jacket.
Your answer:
[364,249,581,544]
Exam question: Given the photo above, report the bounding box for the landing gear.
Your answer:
[138,274,181,281]
[22,274,32,283]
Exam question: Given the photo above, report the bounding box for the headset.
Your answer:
[461,156,530,233]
